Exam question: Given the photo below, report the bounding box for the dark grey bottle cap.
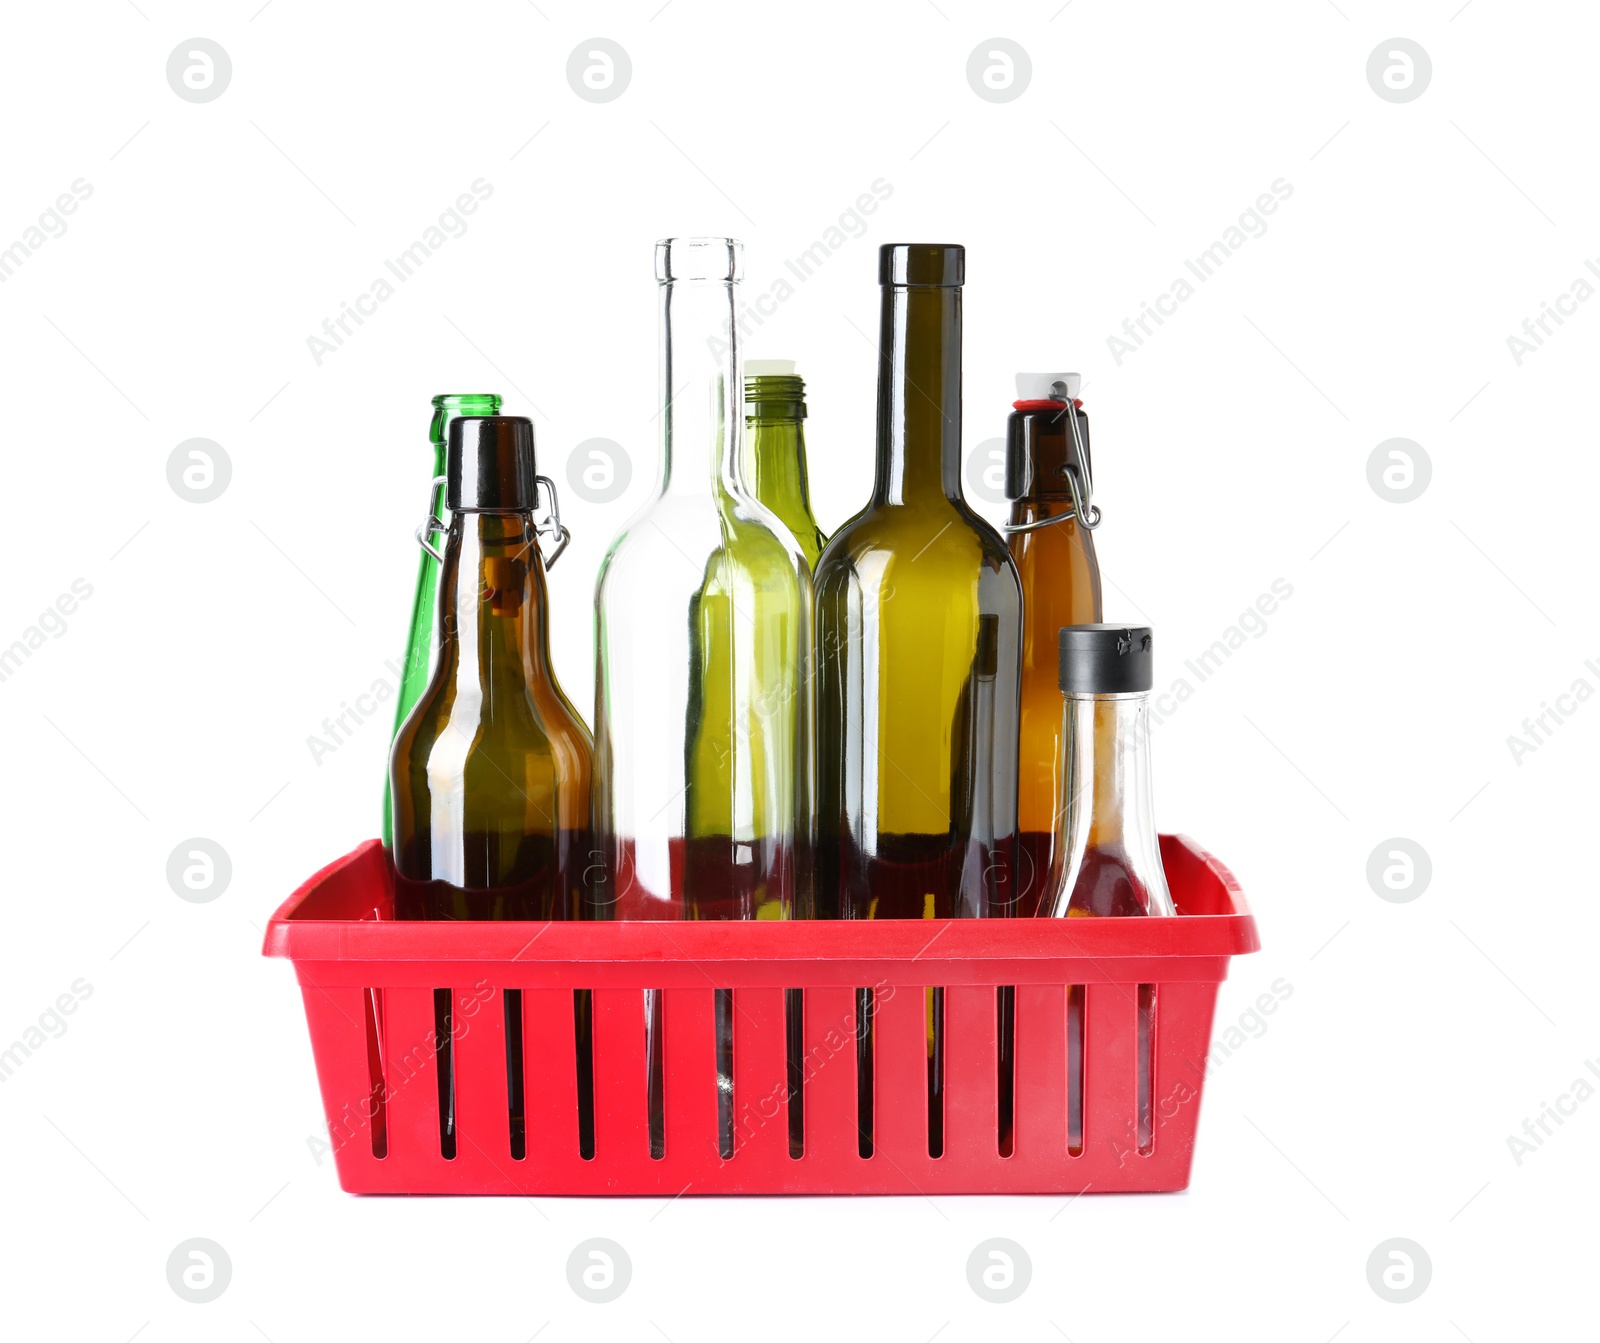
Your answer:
[880,243,964,287]
[447,416,538,511]
[1059,624,1154,694]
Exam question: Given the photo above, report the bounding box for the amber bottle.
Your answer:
[1005,373,1103,917]
[389,415,592,1158]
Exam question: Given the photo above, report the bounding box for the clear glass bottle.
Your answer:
[1005,373,1103,916]
[813,243,1022,1156]
[382,392,502,846]
[1043,624,1172,920]
[389,415,592,1159]
[744,360,827,568]
[1042,623,1173,1158]
[593,238,813,1156]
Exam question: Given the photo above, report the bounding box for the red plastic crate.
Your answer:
[263,834,1258,1195]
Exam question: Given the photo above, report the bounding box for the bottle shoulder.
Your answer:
[755,499,826,569]
[1006,510,1099,555]
[596,492,810,605]
[529,676,595,752]
[816,500,1020,592]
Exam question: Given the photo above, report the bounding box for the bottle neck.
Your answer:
[430,394,502,465]
[436,512,553,693]
[1052,692,1173,916]
[874,284,962,507]
[745,416,811,512]
[1009,405,1090,502]
[659,277,741,500]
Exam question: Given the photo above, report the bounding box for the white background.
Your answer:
[1,1,1593,1339]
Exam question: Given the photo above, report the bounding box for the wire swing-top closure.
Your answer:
[415,472,573,568]
[1002,376,1103,535]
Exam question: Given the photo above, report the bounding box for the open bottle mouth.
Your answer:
[744,371,806,419]
[655,236,742,283]
[431,393,501,410]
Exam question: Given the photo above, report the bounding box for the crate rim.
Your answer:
[262,834,1260,972]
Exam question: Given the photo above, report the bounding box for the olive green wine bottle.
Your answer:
[813,243,1022,1156]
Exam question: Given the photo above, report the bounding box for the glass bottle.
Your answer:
[1005,373,1103,916]
[390,415,593,1159]
[743,360,824,1145]
[744,360,827,567]
[381,392,502,847]
[1042,624,1174,1158]
[593,238,813,1156]
[1043,624,1172,920]
[813,243,1022,1156]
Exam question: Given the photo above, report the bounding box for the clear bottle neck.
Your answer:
[1048,692,1174,917]
[657,238,743,500]
[874,284,963,507]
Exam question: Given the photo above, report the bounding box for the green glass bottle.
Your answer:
[813,243,1022,1156]
[743,361,827,568]
[382,392,501,846]
[743,359,824,1153]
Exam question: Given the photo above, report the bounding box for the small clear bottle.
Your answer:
[1042,623,1173,1159]
[1044,624,1173,920]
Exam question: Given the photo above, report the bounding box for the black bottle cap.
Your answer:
[880,243,964,287]
[447,416,538,511]
[1005,402,1089,500]
[1059,624,1154,694]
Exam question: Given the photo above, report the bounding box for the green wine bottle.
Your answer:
[744,361,827,568]
[381,392,501,846]
[813,243,1022,1155]
[743,359,824,1153]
